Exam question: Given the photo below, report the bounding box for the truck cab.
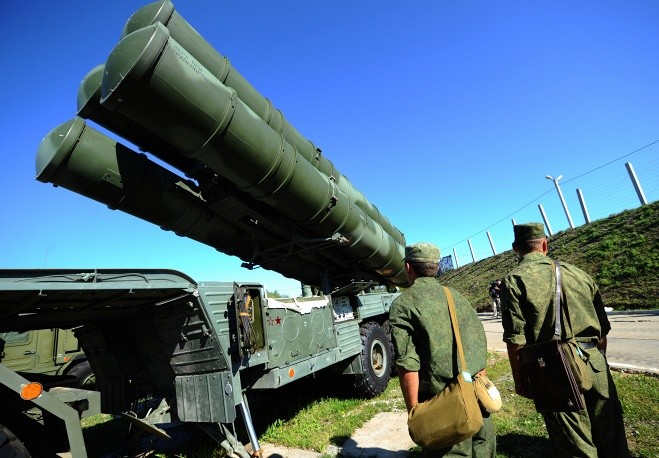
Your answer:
[0,329,93,389]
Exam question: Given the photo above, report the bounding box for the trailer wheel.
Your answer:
[0,423,30,457]
[68,361,96,389]
[354,321,392,398]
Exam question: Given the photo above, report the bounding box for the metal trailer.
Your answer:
[0,268,398,457]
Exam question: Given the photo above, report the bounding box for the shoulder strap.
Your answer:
[443,286,468,374]
[553,260,562,339]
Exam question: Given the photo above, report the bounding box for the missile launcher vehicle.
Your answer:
[0,1,410,456]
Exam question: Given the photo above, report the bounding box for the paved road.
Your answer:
[480,310,659,375]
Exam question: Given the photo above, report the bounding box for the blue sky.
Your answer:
[1,1,657,295]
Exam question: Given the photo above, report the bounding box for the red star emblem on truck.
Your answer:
[267,316,282,326]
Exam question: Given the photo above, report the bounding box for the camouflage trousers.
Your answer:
[542,361,630,458]
[421,413,496,458]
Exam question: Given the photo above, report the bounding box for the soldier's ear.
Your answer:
[541,239,548,254]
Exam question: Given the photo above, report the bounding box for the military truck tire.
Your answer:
[68,361,96,389]
[354,321,392,398]
[0,423,30,457]
[381,319,396,375]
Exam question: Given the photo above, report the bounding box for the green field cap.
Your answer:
[405,242,440,263]
[513,223,547,243]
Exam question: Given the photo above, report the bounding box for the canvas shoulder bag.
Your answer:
[519,261,589,412]
[407,287,484,450]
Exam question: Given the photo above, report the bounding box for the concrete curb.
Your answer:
[608,362,659,378]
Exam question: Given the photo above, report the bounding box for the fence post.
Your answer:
[546,175,575,228]
[576,188,591,224]
[625,162,648,205]
[538,204,554,236]
[487,231,497,255]
[453,248,460,269]
[468,239,476,263]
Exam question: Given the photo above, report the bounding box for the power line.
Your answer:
[441,138,659,252]
[444,188,554,249]
[563,139,659,185]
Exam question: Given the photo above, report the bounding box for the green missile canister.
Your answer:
[35,117,329,285]
[120,0,404,248]
[100,24,405,285]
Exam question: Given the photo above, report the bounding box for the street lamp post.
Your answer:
[545,174,575,229]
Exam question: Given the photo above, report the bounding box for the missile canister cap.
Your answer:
[101,22,169,110]
[121,0,174,38]
[76,64,104,118]
[36,117,86,183]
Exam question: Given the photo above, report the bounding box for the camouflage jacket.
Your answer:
[389,277,487,395]
[500,252,611,346]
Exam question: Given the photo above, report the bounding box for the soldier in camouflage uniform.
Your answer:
[500,223,630,457]
[390,242,496,457]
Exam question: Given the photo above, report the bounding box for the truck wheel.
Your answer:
[0,423,30,457]
[354,321,392,398]
[381,320,396,375]
[68,361,96,389]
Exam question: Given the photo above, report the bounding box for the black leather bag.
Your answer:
[520,339,585,412]
[519,261,586,413]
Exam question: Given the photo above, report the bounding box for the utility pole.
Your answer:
[545,174,575,228]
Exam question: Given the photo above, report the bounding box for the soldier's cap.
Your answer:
[405,242,440,264]
[513,223,547,244]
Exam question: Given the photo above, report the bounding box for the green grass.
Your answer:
[259,383,405,452]
[254,353,659,457]
[439,201,659,311]
[616,373,659,457]
[485,354,659,457]
[81,354,659,457]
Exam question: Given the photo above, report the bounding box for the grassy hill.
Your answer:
[439,200,659,311]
